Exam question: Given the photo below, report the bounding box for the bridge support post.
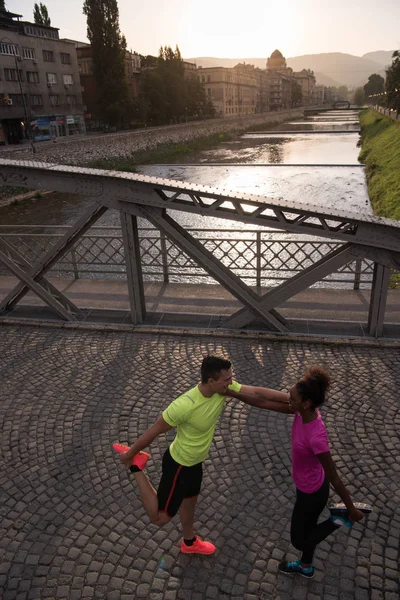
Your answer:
[368,263,390,337]
[120,211,146,325]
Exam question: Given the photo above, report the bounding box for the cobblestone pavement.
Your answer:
[0,325,399,600]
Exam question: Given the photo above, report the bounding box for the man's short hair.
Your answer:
[201,355,232,383]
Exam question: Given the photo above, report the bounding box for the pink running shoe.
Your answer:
[112,443,150,470]
[180,537,216,555]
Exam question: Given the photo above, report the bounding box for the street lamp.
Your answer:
[1,36,36,152]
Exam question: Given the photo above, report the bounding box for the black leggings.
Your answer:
[290,477,337,564]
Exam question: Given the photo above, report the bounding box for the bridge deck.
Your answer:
[1,275,399,338]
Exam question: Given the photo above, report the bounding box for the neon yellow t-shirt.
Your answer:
[162,381,242,467]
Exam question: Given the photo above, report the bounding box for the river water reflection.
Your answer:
[0,109,372,288]
[0,110,369,229]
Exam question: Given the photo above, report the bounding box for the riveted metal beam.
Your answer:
[368,263,391,337]
[0,239,81,320]
[224,243,356,329]
[0,203,107,313]
[120,211,145,324]
[0,160,399,253]
[128,204,290,332]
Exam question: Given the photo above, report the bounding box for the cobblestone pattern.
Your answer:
[0,110,303,167]
[0,326,399,600]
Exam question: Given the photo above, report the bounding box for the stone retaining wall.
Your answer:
[1,109,304,167]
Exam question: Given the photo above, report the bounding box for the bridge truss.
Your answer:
[0,159,399,336]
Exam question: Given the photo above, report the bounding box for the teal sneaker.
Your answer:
[331,514,353,528]
[278,559,315,579]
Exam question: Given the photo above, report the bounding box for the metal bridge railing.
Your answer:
[0,225,374,289]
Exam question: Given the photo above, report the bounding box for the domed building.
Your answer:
[267,49,287,71]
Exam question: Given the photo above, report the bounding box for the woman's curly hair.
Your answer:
[296,366,331,408]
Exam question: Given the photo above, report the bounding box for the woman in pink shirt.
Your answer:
[227,366,368,579]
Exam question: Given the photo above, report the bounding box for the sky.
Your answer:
[8,0,400,59]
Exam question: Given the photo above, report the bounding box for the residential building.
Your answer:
[314,84,327,105]
[0,6,85,145]
[266,49,293,109]
[183,61,197,80]
[196,63,261,117]
[293,69,316,106]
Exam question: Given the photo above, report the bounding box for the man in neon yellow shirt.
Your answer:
[119,355,241,555]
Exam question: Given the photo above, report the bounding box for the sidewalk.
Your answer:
[1,275,399,337]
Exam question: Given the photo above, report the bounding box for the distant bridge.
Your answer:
[333,101,351,110]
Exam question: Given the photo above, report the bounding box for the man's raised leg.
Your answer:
[133,471,171,527]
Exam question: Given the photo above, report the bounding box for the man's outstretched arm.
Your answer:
[120,416,173,467]
[226,385,294,414]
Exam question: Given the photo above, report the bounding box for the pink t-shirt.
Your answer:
[291,411,330,493]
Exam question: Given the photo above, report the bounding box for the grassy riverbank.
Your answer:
[359,109,400,220]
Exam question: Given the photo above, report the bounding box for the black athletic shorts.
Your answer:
[157,447,203,517]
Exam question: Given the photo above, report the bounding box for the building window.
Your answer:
[201,76,205,83]
[63,74,73,86]
[0,42,19,56]
[207,75,211,82]
[46,73,57,85]
[207,88,212,97]
[22,48,36,60]
[49,94,60,106]
[30,94,43,106]
[60,52,71,65]
[8,94,27,106]
[27,71,40,83]
[66,95,76,106]
[43,50,55,62]
[25,25,58,40]
[79,60,93,76]
[60,53,71,65]
[4,68,24,82]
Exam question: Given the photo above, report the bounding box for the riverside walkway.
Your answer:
[0,324,399,600]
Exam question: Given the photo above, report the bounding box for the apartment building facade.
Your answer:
[0,7,84,144]
[266,49,317,108]
[293,69,316,106]
[197,63,262,117]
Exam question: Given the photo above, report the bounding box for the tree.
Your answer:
[135,45,213,125]
[83,0,132,126]
[33,3,51,26]
[385,50,400,113]
[0,1,6,11]
[363,73,385,99]
[353,87,365,106]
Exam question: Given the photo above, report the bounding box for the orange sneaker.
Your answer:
[112,443,150,470]
[112,443,130,454]
[180,537,216,555]
[131,451,150,470]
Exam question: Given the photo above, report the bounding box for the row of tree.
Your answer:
[133,47,214,125]
[352,52,400,112]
